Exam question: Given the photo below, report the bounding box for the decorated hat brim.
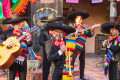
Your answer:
[67,10,89,21]
[2,17,30,24]
[40,17,65,22]
[45,23,75,33]
[101,22,120,34]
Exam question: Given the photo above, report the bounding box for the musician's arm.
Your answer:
[48,45,62,61]
[27,40,32,47]
[45,40,53,58]
[71,48,79,61]
[109,45,120,53]
[86,30,94,37]
[0,30,8,43]
[39,28,47,47]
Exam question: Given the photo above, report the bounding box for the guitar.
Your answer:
[0,26,40,70]
[67,24,100,37]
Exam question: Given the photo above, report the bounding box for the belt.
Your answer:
[111,60,120,61]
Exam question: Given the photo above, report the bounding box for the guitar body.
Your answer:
[0,37,23,70]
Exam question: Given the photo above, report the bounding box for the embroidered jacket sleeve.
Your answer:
[83,25,94,37]
[109,43,120,54]
[85,30,94,37]
[106,37,120,54]
[45,39,53,58]
[27,40,32,47]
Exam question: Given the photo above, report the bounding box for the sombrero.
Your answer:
[45,23,75,33]
[38,13,65,22]
[101,22,120,34]
[2,14,30,24]
[67,10,89,21]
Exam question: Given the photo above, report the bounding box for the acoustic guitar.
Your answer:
[0,26,40,70]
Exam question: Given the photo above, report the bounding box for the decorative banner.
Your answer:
[0,2,3,19]
[2,0,12,18]
[12,0,18,3]
[92,0,103,3]
[116,0,120,1]
[66,0,79,3]
[11,0,36,15]
[41,0,54,3]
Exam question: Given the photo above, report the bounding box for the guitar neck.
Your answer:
[17,26,39,41]
[18,33,29,41]
[82,27,92,31]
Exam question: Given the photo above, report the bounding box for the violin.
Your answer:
[108,35,118,41]
[104,35,118,46]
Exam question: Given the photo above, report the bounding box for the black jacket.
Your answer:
[47,39,78,69]
[105,37,120,61]
[39,28,53,48]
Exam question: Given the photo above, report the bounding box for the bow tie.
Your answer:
[76,24,83,28]
[12,30,20,37]
[54,40,65,46]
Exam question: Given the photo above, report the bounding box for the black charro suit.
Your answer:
[39,28,53,80]
[46,38,78,80]
[74,25,94,79]
[0,29,32,80]
[104,37,120,80]
[78,30,94,79]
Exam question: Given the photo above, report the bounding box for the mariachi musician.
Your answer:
[38,13,65,80]
[101,22,120,80]
[45,23,78,80]
[67,10,100,80]
[0,14,32,80]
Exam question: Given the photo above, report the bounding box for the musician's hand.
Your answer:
[66,57,73,62]
[25,33,31,41]
[102,40,110,47]
[2,41,13,46]
[76,27,84,35]
[60,45,67,53]
[70,57,73,61]
[91,24,101,31]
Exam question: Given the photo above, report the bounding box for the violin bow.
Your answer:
[113,16,120,29]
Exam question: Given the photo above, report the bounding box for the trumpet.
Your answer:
[66,50,72,76]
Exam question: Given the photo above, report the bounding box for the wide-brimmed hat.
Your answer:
[2,14,30,24]
[39,13,65,22]
[67,10,89,21]
[101,22,120,34]
[45,23,75,33]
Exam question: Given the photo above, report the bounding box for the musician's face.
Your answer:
[110,28,119,36]
[12,22,21,30]
[54,29,65,40]
[75,16,82,24]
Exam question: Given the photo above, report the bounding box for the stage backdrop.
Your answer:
[28,0,63,54]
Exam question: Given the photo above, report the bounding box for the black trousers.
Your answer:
[79,47,85,79]
[42,49,51,80]
[109,61,120,80]
[52,68,62,80]
[8,58,27,80]
[73,47,85,79]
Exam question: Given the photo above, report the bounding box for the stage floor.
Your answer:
[0,53,108,80]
